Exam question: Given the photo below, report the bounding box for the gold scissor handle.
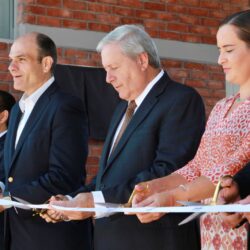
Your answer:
[210,179,221,205]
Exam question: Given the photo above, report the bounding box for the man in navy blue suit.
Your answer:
[0,90,16,249]
[44,25,206,250]
[0,32,92,250]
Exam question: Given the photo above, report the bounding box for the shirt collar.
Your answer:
[134,70,164,107]
[0,130,7,138]
[19,76,55,113]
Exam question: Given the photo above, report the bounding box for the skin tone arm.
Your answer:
[131,174,215,223]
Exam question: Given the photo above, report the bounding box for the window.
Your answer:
[0,0,14,39]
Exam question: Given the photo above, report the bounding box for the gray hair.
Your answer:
[96,24,161,69]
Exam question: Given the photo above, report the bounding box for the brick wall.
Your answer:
[0,0,249,183]
[18,0,249,44]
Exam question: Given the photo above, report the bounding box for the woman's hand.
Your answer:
[132,191,176,223]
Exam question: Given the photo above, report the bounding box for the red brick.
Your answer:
[178,14,200,25]
[144,20,165,30]
[210,73,225,81]
[96,14,120,25]
[168,69,189,78]
[168,23,189,33]
[207,65,222,73]
[135,10,157,19]
[144,2,166,11]
[114,6,135,17]
[211,90,226,98]
[63,0,87,10]
[36,0,61,7]
[207,80,225,89]
[0,63,9,71]
[200,1,222,9]
[0,43,8,50]
[190,70,210,80]
[119,0,143,8]
[47,8,72,18]
[0,73,12,81]
[185,79,206,88]
[184,62,206,71]
[86,156,99,165]
[196,88,212,97]
[209,10,227,19]
[22,14,36,24]
[159,31,181,41]
[167,5,189,14]
[157,12,176,21]
[88,23,111,32]
[181,34,201,43]
[201,18,220,27]
[64,49,89,59]
[120,17,143,25]
[37,16,61,27]
[161,60,183,68]
[189,25,211,35]
[0,84,10,91]
[88,2,113,13]
[73,11,96,21]
[188,8,209,17]
[25,5,46,15]
[179,0,199,6]
[201,36,217,45]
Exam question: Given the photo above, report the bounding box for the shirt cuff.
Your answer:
[0,182,5,193]
[92,191,114,219]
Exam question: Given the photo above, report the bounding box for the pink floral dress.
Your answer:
[176,94,250,250]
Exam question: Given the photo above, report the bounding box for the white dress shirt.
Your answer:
[93,70,164,218]
[15,76,55,147]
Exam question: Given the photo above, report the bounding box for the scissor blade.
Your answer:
[177,201,203,206]
[178,212,204,226]
[95,202,122,208]
[12,196,33,210]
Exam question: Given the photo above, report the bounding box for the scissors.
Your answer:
[96,182,149,208]
[178,179,222,226]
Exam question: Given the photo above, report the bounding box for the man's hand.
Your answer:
[0,192,4,213]
[218,176,245,228]
[41,193,95,223]
[218,176,240,204]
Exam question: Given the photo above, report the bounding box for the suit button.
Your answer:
[8,177,14,183]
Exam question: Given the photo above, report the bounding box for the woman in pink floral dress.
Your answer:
[132,10,250,250]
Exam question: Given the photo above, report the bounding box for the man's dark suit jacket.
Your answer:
[0,134,6,249]
[83,72,206,250]
[3,82,92,250]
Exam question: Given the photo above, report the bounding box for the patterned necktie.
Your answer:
[110,100,137,155]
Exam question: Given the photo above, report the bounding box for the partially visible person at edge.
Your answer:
[0,90,16,249]
[217,163,250,247]
[129,10,250,250]
[0,32,93,250]
[41,24,206,250]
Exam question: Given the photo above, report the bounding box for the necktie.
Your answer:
[110,100,137,155]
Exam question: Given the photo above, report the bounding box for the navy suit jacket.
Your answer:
[82,72,206,250]
[4,82,92,250]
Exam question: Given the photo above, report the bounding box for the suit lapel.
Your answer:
[8,83,57,172]
[4,104,22,176]
[103,72,169,172]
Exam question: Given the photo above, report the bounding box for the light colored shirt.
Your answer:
[15,76,54,147]
[93,70,164,218]
[0,130,7,192]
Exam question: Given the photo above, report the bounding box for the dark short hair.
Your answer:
[220,10,250,47]
[36,33,57,73]
[0,90,16,125]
